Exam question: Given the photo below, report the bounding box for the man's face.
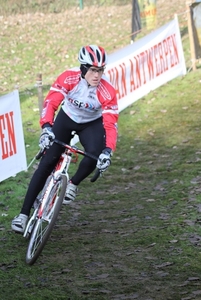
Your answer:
[85,66,105,86]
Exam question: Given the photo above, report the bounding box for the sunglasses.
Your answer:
[84,65,105,74]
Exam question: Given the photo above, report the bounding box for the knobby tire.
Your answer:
[26,174,67,265]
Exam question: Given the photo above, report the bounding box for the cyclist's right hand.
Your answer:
[96,148,112,172]
[39,127,55,150]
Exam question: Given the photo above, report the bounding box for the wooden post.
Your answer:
[186,1,197,71]
[36,73,43,116]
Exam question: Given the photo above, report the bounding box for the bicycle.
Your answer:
[23,139,101,265]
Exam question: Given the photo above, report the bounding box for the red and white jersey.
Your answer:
[40,67,119,151]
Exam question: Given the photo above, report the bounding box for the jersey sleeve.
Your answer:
[97,79,119,151]
[39,70,80,127]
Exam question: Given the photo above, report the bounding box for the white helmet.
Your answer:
[78,45,108,67]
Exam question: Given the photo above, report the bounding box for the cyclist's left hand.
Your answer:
[97,148,112,172]
[39,127,55,150]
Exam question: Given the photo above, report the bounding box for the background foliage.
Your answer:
[0,0,189,95]
[0,0,131,15]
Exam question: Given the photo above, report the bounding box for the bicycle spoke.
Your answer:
[26,174,67,265]
[29,219,49,258]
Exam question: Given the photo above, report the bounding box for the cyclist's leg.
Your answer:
[71,117,105,185]
[20,109,73,216]
[12,142,65,232]
[20,143,63,216]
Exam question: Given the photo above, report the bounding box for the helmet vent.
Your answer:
[89,53,94,62]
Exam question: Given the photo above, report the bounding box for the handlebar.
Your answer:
[90,168,102,182]
[35,148,45,160]
[35,139,101,182]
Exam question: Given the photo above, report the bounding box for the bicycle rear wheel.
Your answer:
[26,174,67,265]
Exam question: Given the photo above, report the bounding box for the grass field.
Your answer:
[1,0,201,299]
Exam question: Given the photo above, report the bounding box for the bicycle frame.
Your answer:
[23,145,73,239]
[24,139,101,262]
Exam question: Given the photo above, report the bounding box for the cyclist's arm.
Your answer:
[98,79,119,151]
[40,75,67,127]
[102,112,118,152]
[40,70,80,127]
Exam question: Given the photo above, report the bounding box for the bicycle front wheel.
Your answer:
[26,174,67,265]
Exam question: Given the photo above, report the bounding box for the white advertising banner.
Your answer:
[106,15,186,112]
[0,90,27,182]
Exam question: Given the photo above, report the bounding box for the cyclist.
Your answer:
[11,45,119,234]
